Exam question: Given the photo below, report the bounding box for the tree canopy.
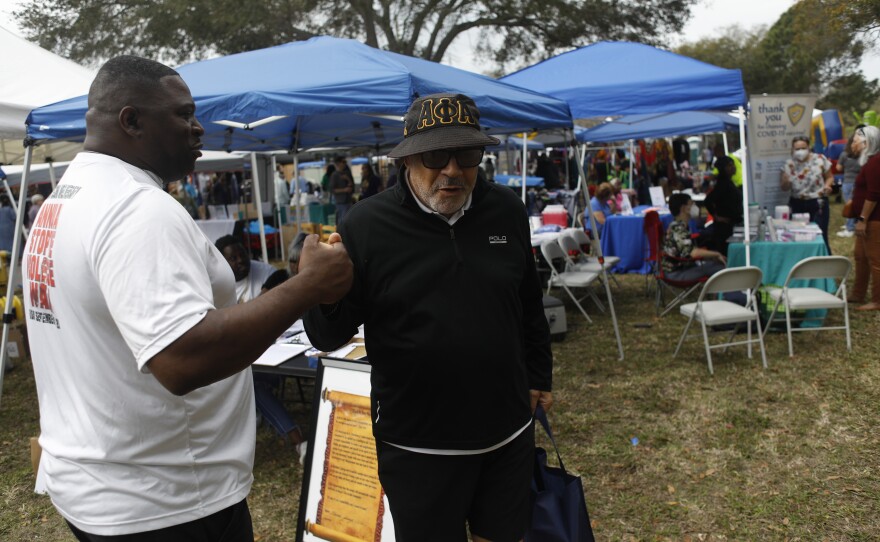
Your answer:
[677,0,880,117]
[15,0,697,71]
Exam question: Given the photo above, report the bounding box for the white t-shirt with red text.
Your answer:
[23,152,254,536]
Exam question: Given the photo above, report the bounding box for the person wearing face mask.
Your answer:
[663,193,727,281]
[849,125,880,311]
[781,136,834,251]
[703,155,742,257]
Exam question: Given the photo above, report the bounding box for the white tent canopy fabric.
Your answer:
[0,26,94,162]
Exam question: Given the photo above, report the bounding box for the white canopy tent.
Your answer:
[0,26,95,164]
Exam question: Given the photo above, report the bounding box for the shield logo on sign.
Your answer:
[788,103,806,126]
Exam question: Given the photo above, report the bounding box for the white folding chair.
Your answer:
[558,229,620,291]
[674,267,767,375]
[540,240,601,322]
[762,256,852,357]
[569,227,621,268]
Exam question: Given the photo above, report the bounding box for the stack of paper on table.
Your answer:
[253,343,310,366]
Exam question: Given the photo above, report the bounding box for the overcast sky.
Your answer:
[2,0,878,80]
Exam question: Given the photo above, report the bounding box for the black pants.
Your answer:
[66,498,253,542]
[376,423,535,542]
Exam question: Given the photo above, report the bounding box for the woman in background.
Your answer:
[849,126,880,311]
[836,128,864,238]
[360,163,381,200]
[781,135,834,252]
[584,182,617,238]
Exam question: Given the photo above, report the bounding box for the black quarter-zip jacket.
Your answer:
[304,172,552,450]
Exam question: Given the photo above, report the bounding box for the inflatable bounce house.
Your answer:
[812,109,846,188]
[812,109,845,157]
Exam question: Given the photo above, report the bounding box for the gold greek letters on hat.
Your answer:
[414,96,478,132]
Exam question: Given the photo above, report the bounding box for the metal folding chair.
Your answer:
[557,229,620,292]
[674,266,767,375]
[539,240,601,322]
[762,256,852,357]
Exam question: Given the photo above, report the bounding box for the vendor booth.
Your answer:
[501,41,750,360]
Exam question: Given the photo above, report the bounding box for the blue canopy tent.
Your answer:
[25,36,572,254]
[488,135,544,151]
[577,111,740,143]
[501,42,750,361]
[27,36,572,151]
[500,41,746,117]
[22,36,572,258]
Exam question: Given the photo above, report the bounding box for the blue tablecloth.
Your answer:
[495,174,544,187]
[727,239,833,327]
[600,206,675,274]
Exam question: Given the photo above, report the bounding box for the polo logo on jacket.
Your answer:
[489,235,507,244]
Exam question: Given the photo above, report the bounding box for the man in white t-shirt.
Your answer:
[22,55,352,541]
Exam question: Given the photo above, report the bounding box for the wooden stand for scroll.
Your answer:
[306,389,385,542]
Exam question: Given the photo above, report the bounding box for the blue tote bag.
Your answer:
[525,406,595,542]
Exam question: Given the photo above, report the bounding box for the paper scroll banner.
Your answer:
[308,389,384,542]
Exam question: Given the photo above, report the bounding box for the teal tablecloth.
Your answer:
[728,239,833,327]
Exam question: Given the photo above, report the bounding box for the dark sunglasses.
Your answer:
[420,148,484,169]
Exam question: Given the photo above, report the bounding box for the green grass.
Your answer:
[2,202,878,540]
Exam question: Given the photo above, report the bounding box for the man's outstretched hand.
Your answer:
[297,233,353,305]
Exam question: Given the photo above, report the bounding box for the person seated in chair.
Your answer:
[663,193,727,282]
[585,181,617,237]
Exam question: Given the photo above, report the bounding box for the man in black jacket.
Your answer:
[304,93,553,542]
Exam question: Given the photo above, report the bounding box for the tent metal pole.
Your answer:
[574,148,624,360]
[521,134,527,204]
[292,152,300,229]
[722,132,729,156]
[628,139,635,190]
[565,128,575,227]
[48,160,57,191]
[292,121,302,229]
[738,106,751,267]
[270,155,286,263]
[250,152,269,263]
[3,181,17,215]
[0,144,34,407]
[564,130,571,186]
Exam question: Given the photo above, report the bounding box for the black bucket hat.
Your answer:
[388,93,500,158]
